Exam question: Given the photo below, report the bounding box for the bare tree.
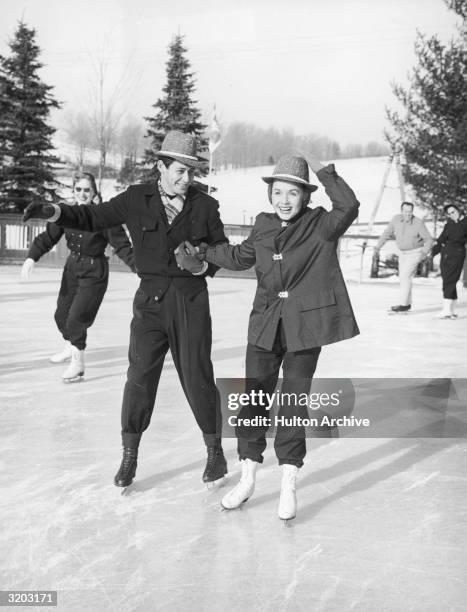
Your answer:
[116,117,144,167]
[86,49,139,189]
[63,111,93,169]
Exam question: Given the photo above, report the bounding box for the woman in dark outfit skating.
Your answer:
[21,172,135,382]
[433,204,467,319]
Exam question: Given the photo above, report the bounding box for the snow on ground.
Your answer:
[1,266,467,611]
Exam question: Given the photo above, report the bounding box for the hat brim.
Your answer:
[156,150,207,168]
[262,174,318,193]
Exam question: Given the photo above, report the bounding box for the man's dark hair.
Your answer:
[400,201,414,211]
[157,156,176,169]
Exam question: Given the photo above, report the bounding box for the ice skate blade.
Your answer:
[206,476,226,489]
[62,373,84,384]
[435,314,456,319]
[279,516,296,525]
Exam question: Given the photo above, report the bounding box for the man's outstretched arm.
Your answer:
[23,190,130,231]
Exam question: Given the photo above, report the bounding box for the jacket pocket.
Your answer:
[299,288,336,311]
[141,226,159,249]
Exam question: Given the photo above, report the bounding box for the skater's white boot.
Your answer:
[278,464,299,522]
[62,346,85,383]
[49,340,72,363]
[436,299,454,319]
[221,459,258,510]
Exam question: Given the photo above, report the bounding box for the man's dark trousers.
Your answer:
[121,282,221,449]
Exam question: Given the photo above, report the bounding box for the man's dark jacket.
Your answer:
[54,183,227,299]
[206,164,360,351]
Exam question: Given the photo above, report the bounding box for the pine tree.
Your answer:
[386,1,467,215]
[143,34,207,176]
[0,21,61,213]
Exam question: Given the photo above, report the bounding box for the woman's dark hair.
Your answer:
[72,171,102,204]
[267,181,312,207]
[443,203,461,214]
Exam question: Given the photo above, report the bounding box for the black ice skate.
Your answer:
[388,304,411,315]
[203,446,227,487]
[114,447,138,488]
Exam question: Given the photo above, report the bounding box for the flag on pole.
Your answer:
[208,106,221,153]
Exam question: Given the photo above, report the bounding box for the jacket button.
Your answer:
[154,296,158,301]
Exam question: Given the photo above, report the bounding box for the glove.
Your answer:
[22,202,56,222]
[194,241,209,259]
[21,258,35,280]
[183,241,207,260]
[175,242,205,273]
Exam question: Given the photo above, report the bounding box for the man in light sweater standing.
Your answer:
[374,202,433,312]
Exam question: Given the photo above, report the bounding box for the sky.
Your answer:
[0,0,462,146]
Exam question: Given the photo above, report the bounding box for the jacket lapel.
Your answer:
[144,186,167,229]
[167,187,198,232]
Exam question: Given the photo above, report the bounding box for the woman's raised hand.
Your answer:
[295,150,325,174]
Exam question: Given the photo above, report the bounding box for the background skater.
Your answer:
[21,171,135,382]
[432,204,467,319]
[23,131,229,489]
[374,201,433,313]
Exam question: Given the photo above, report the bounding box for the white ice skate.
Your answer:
[436,299,457,319]
[278,464,299,523]
[49,340,73,363]
[221,459,258,510]
[62,346,85,383]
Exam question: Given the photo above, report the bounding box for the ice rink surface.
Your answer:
[1,264,466,611]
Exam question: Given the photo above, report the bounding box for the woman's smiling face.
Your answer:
[73,178,94,205]
[270,180,305,221]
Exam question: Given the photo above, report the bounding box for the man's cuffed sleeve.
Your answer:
[375,220,395,250]
[192,261,209,275]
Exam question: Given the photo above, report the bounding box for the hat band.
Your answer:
[271,173,309,184]
[158,149,199,161]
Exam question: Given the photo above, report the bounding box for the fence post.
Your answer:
[0,219,5,258]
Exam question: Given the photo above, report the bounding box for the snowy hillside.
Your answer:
[206,157,422,226]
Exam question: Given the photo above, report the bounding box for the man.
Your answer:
[23,130,228,488]
[374,202,433,312]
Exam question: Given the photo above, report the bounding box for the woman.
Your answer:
[432,204,467,319]
[188,153,360,521]
[21,172,135,382]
